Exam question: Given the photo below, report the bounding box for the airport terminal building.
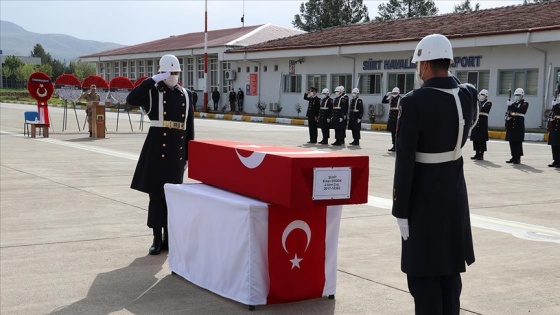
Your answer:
[81,1,560,129]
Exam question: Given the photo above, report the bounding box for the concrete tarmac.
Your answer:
[1,103,559,315]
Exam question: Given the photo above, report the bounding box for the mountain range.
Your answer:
[0,20,125,63]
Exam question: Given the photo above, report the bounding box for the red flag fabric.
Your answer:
[267,204,327,304]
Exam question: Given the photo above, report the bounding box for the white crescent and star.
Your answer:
[281,220,311,269]
[37,84,48,98]
[234,145,328,169]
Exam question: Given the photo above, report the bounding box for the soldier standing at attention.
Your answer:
[505,88,529,164]
[470,89,492,160]
[330,86,349,146]
[126,54,195,255]
[382,87,402,152]
[318,88,333,145]
[229,88,237,113]
[237,87,245,112]
[211,88,220,111]
[78,84,100,137]
[392,34,478,315]
[303,87,320,144]
[547,97,560,168]
[348,88,364,146]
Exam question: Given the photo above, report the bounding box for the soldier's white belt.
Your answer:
[416,150,462,164]
[554,115,560,119]
[390,107,399,111]
[151,120,186,130]
[509,112,525,117]
[479,113,489,117]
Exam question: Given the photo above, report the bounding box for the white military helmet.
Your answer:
[322,88,330,94]
[412,34,453,63]
[158,54,181,72]
[335,86,345,93]
[352,88,359,94]
[479,89,489,96]
[392,87,400,94]
[514,88,524,95]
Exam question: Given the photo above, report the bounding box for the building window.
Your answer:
[147,60,154,76]
[105,62,111,76]
[456,70,489,91]
[197,57,205,79]
[307,74,327,91]
[129,61,136,80]
[114,62,120,77]
[186,57,194,89]
[238,67,241,73]
[222,61,232,93]
[263,65,268,72]
[138,60,145,78]
[498,69,538,95]
[331,74,352,93]
[121,61,127,77]
[358,73,382,94]
[246,66,250,73]
[274,65,279,72]
[254,66,258,72]
[283,74,302,93]
[388,73,414,94]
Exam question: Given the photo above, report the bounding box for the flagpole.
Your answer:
[203,0,208,112]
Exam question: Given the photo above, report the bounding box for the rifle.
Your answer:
[505,85,512,126]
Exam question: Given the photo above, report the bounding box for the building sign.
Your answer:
[249,73,258,96]
[362,55,482,70]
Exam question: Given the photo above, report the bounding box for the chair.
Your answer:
[23,111,39,136]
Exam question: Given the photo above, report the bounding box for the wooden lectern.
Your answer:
[91,101,109,138]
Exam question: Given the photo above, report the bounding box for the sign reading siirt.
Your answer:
[312,167,351,200]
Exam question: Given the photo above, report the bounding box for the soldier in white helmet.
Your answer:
[505,88,529,164]
[330,86,349,146]
[470,89,493,160]
[391,34,478,314]
[318,88,333,144]
[382,86,402,151]
[348,88,364,145]
[127,54,195,255]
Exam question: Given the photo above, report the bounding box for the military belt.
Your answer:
[151,120,186,130]
[554,115,560,119]
[390,107,399,111]
[416,150,462,164]
[509,112,525,117]
[479,113,489,117]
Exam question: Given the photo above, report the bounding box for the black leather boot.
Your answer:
[476,152,484,160]
[149,228,162,255]
[470,153,478,160]
[161,227,169,251]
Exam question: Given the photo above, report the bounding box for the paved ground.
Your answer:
[1,103,559,315]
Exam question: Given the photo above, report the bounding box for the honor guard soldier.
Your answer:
[330,86,349,146]
[318,88,333,144]
[126,54,195,255]
[229,88,237,113]
[78,84,100,137]
[304,87,320,143]
[348,88,364,145]
[505,88,529,164]
[392,34,478,315]
[237,87,245,112]
[470,89,492,160]
[382,87,402,151]
[547,98,560,167]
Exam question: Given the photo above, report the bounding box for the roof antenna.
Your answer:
[241,0,245,27]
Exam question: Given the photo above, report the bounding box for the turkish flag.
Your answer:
[267,204,327,304]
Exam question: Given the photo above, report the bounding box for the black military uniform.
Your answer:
[237,88,244,112]
[127,78,195,253]
[547,101,560,167]
[318,94,333,144]
[330,92,349,146]
[304,88,320,143]
[470,99,492,160]
[505,98,529,164]
[348,95,364,145]
[192,90,198,108]
[382,93,401,151]
[229,89,237,113]
[211,88,220,111]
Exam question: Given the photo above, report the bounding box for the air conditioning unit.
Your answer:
[225,70,236,80]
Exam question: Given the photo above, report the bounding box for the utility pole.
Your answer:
[203,0,208,112]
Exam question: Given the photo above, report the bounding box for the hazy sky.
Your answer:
[1,0,525,46]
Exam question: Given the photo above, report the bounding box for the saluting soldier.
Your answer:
[547,98,560,167]
[126,54,195,255]
[303,87,320,144]
[330,86,349,146]
[470,89,492,160]
[77,84,100,137]
[318,88,333,145]
[392,34,477,314]
[505,88,529,164]
[382,87,402,152]
[348,88,364,145]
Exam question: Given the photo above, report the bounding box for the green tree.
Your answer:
[38,63,53,77]
[3,56,24,78]
[30,43,53,65]
[68,60,96,80]
[50,59,66,79]
[19,63,38,81]
[293,0,370,32]
[453,0,480,13]
[376,0,438,21]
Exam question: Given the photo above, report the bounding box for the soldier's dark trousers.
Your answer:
[238,101,243,112]
[473,141,487,152]
[407,274,462,315]
[509,141,524,160]
[308,119,318,143]
[552,145,560,163]
[148,193,168,229]
[335,128,345,143]
[213,101,218,111]
[351,127,360,141]
[391,131,396,145]
[320,127,330,141]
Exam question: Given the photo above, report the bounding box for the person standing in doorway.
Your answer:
[318,88,333,145]
[505,88,529,164]
[382,87,402,152]
[237,87,245,112]
[470,89,492,160]
[126,54,195,256]
[229,88,237,113]
[303,87,320,144]
[348,88,364,146]
[392,34,478,315]
[211,87,220,111]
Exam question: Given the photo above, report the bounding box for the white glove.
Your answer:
[507,100,513,106]
[184,161,188,171]
[552,100,557,106]
[357,119,361,123]
[327,118,331,123]
[397,218,409,241]
[386,92,391,96]
[152,72,170,83]
[339,117,343,122]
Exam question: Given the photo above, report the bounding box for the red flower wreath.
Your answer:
[27,71,54,102]
[82,75,109,101]
[54,74,82,101]
[109,76,134,104]
[134,76,149,87]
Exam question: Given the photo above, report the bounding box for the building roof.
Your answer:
[81,24,304,58]
[227,1,560,54]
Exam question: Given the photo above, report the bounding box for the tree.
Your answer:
[453,0,480,13]
[19,63,38,81]
[68,60,96,80]
[3,56,24,78]
[376,0,438,22]
[50,59,66,79]
[30,43,53,65]
[293,0,370,32]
